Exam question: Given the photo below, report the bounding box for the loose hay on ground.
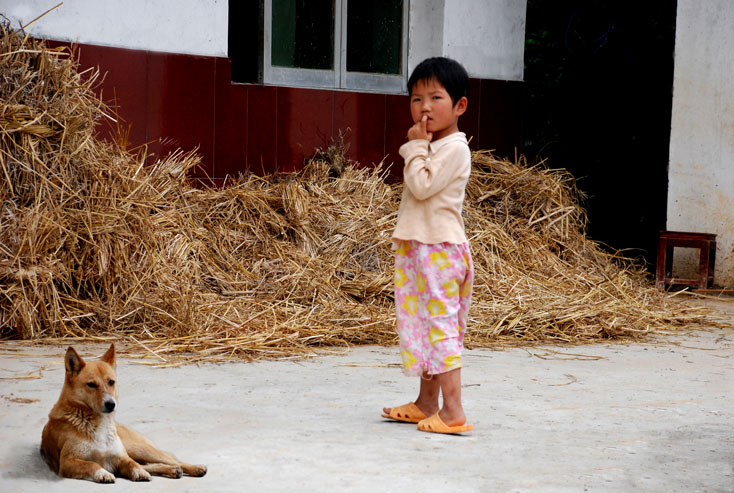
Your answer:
[0,26,725,364]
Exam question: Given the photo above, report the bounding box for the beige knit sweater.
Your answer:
[392,132,471,247]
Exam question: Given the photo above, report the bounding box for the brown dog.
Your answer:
[40,344,207,483]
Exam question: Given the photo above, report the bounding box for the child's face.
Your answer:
[409,78,467,141]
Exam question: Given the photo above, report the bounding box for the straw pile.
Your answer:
[463,153,707,343]
[0,26,721,363]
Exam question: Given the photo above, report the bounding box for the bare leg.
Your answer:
[383,371,441,417]
[414,371,441,416]
[436,368,466,426]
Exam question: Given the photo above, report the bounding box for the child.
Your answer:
[381,57,474,434]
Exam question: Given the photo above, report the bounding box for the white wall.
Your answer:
[668,0,734,287]
[0,0,228,57]
[442,0,526,81]
[408,0,526,81]
[407,0,445,74]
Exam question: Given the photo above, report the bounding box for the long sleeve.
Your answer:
[392,132,472,246]
[400,139,467,201]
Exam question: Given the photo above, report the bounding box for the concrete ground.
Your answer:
[1,299,733,493]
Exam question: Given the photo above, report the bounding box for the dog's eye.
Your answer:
[87,382,98,389]
[108,380,115,387]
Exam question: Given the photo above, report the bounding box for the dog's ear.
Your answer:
[100,343,116,368]
[65,347,85,376]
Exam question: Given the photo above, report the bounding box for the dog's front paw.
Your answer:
[130,467,151,482]
[93,468,116,483]
[189,464,207,477]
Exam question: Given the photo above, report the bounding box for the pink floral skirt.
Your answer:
[393,240,473,376]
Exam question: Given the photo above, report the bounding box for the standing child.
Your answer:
[381,57,474,434]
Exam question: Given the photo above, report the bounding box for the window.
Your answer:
[263,0,408,93]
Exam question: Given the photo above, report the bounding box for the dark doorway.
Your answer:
[523,0,677,269]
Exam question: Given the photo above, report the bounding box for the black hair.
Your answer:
[407,57,469,106]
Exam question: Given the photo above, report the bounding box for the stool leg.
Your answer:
[698,246,709,290]
[708,242,716,288]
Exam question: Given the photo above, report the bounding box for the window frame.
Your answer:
[263,0,409,94]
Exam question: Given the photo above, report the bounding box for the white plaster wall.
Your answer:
[408,0,526,81]
[0,0,228,57]
[407,0,445,76]
[668,0,734,287]
[442,0,526,81]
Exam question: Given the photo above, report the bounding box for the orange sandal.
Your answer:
[381,402,428,423]
[417,413,473,434]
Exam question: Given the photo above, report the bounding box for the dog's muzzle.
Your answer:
[103,399,116,413]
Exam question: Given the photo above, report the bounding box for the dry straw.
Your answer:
[0,26,724,365]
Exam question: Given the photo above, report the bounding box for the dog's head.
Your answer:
[64,344,118,414]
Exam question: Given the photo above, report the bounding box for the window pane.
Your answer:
[346,0,402,75]
[272,0,334,70]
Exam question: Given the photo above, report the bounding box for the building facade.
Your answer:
[3,0,732,286]
[4,0,526,181]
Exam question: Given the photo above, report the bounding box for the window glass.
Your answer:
[346,0,402,75]
[271,0,334,70]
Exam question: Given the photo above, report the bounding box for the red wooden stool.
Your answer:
[656,231,716,289]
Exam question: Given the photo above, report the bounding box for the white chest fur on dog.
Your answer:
[94,416,124,454]
[74,415,126,470]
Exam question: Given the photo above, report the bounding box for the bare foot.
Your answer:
[438,407,467,427]
[382,401,437,418]
[383,371,440,420]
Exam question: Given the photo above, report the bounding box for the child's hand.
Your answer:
[407,115,433,142]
